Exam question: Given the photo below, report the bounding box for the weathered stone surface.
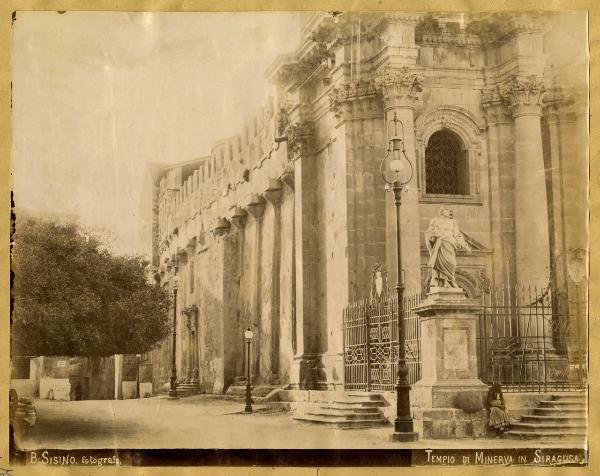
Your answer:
[146,11,586,399]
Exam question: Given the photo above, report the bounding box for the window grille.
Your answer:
[425,130,469,195]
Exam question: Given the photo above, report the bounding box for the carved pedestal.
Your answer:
[411,288,489,439]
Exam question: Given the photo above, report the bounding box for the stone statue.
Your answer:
[425,207,471,289]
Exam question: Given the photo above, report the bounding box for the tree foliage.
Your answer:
[11,216,171,357]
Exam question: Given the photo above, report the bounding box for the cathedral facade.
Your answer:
[146,12,587,394]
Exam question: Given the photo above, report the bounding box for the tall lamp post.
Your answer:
[244,328,254,413]
[380,112,418,442]
[168,274,180,398]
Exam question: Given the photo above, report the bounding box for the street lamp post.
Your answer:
[380,112,418,442]
[244,328,254,413]
[168,274,180,398]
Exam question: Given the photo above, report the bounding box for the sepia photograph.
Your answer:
[8,9,589,468]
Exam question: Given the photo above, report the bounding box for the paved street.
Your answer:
[14,396,587,450]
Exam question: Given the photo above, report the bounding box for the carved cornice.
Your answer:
[287,120,315,159]
[382,12,424,24]
[329,79,379,118]
[465,13,550,46]
[373,66,424,109]
[418,33,482,48]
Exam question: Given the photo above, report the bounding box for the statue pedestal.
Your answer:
[411,287,489,439]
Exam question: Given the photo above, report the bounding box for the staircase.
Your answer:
[293,393,389,429]
[504,393,588,441]
[176,382,202,397]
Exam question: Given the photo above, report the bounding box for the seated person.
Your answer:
[486,382,511,437]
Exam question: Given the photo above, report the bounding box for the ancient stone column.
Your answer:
[374,66,423,292]
[263,178,284,385]
[501,76,551,290]
[287,121,319,389]
[246,194,266,383]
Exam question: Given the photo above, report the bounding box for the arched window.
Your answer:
[425,130,469,195]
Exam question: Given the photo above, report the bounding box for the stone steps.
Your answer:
[329,399,384,408]
[539,400,587,409]
[505,431,587,441]
[175,383,202,396]
[319,405,381,415]
[504,393,588,441]
[533,407,586,416]
[510,422,587,431]
[521,415,587,424]
[294,414,389,429]
[292,392,389,429]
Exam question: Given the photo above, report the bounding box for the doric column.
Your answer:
[263,179,284,384]
[288,121,319,389]
[500,75,551,290]
[246,194,265,383]
[229,206,247,380]
[374,66,423,292]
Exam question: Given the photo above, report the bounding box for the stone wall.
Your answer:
[148,12,587,393]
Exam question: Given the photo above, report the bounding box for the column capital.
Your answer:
[263,178,284,206]
[481,91,512,125]
[373,66,423,109]
[211,217,231,236]
[500,75,546,117]
[287,120,315,160]
[245,194,266,219]
[229,206,247,229]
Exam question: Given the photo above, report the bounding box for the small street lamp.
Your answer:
[168,274,180,398]
[380,112,418,442]
[244,327,254,413]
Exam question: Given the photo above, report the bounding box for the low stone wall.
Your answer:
[11,379,37,399]
[39,378,70,401]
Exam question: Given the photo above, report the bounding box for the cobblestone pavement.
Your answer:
[14,395,587,450]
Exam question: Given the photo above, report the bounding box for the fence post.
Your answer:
[365,299,372,393]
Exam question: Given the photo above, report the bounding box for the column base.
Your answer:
[390,432,419,442]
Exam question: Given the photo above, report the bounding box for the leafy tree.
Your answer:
[11,216,171,357]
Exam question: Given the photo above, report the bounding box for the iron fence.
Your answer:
[476,284,587,392]
[343,292,421,391]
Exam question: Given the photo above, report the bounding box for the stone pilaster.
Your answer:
[481,92,516,289]
[328,81,386,302]
[374,66,423,293]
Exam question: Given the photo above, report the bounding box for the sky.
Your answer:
[11,11,302,254]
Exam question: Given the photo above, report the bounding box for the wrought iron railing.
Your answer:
[476,284,587,393]
[343,292,421,392]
